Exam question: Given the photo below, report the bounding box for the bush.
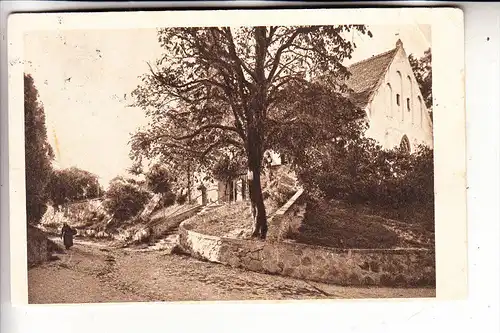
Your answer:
[145,164,175,194]
[297,141,434,213]
[176,193,187,205]
[160,191,177,208]
[102,179,152,222]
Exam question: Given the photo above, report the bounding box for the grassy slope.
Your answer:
[288,200,434,249]
[187,199,280,237]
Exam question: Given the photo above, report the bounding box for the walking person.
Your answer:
[61,223,76,250]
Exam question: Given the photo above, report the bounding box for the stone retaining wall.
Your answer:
[178,188,435,287]
[179,223,435,287]
[180,225,223,263]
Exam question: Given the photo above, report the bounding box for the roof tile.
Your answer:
[345,48,398,108]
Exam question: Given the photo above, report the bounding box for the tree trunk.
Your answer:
[200,185,207,205]
[241,176,247,200]
[246,27,268,239]
[247,126,267,239]
[247,165,267,239]
[234,179,238,202]
[228,180,234,202]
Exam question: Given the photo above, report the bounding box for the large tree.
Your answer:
[47,167,102,210]
[131,26,371,238]
[24,73,54,225]
[409,48,432,118]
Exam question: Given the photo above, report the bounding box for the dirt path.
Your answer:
[28,239,435,304]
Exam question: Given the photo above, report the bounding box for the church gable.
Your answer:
[371,41,433,150]
[346,39,433,151]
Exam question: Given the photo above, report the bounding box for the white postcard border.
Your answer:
[7,7,466,305]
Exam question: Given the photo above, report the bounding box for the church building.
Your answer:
[345,39,433,152]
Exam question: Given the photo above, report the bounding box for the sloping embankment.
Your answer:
[27,225,62,268]
[178,190,435,287]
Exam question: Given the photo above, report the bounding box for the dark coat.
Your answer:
[61,225,76,249]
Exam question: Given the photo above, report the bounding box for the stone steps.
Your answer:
[142,202,229,250]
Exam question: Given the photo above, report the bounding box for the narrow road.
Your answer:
[28,239,435,304]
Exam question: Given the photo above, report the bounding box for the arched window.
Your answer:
[400,135,411,154]
[407,76,414,125]
[386,83,393,117]
[418,96,423,126]
[396,71,403,121]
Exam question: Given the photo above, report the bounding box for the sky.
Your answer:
[24,24,431,187]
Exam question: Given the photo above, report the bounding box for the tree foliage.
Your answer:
[47,167,102,209]
[145,163,175,194]
[144,163,178,207]
[278,75,434,224]
[130,26,371,238]
[266,78,368,167]
[211,153,245,182]
[24,73,54,225]
[409,48,432,114]
[127,160,144,176]
[297,139,434,214]
[102,177,152,222]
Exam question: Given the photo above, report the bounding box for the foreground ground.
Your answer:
[28,238,435,304]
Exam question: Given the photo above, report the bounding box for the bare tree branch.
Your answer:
[171,124,243,141]
[267,27,314,83]
[223,27,259,82]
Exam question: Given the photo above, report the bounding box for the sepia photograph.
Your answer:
[7,8,465,305]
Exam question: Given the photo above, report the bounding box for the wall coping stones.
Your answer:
[149,204,202,228]
[184,227,223,242]
[181,220,433,253]
[272,187,304,217]
[177,188,435,287]
[178,219,435,287]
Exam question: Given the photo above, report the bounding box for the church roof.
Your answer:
[345,47,398,108]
